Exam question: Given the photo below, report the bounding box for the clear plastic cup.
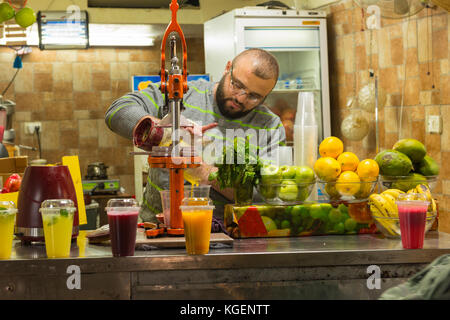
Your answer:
[396,193,430,249]
[160,185,211,225]
[0,201,17,259]
[105,198,139,257]
[180,204,214,255]
[39,199,76,258]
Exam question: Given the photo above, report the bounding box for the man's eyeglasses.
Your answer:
[229,66,264,105]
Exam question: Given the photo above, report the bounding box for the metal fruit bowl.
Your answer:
[370,211,437,239]
[317,178,378,202]
[257,179,316,205]
[379,175,438,192]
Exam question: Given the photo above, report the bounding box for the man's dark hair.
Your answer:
[232,48,279,81]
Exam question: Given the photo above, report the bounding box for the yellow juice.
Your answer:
[42,212,74,258]
[0,212,16,259]
[182,208,213,255]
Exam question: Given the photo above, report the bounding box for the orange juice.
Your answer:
[180,205,214,255]
[184,197,210,205]
[0,211,16,259]
[41,209,75,258]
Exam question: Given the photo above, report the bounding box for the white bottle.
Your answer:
[293,92,318,169]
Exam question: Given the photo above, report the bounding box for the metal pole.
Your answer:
[375,76,379,154]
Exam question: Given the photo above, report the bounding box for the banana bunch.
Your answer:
[369,189,403,218]
[368,189,404,236]
[407,184,437,213]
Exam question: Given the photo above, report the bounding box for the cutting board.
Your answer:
[135,229,234,249]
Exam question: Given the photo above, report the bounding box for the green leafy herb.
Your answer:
[60,209,69,217]
[208,136,262,190]
[0,207,7,210]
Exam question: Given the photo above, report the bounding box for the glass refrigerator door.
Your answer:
[235,18,330,144]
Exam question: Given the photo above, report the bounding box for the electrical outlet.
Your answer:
[426,115,442,134]
[25,122,42,135]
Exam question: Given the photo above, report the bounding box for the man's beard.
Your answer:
[216,75,252,119]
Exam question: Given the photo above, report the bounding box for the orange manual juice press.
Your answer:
[134,0,201,236]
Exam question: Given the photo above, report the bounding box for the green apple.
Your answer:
[296,186,310,202]
[260,164,282,184]
[278,180,298,202]
[280,165,296,179]
[295,166,315,184]
[260,164,282,199]
[0,3,15,23]
[15,7,36,28]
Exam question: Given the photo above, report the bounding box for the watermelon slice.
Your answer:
[237,206,268,237]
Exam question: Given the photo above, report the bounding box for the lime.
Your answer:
[344,218,357,232]
[15,7,36,28]
[291,205,302,217]
[0,3,15,23]
[281,220,291,229]
[292,214,302,227]
[310,204,323,219]
[261,216,277,232]
[328,208,342,224]
[338,203,349,214]
[320,203,333,215]
[298,205,309,219]
[335,222,345,234]
[274,218,281,229]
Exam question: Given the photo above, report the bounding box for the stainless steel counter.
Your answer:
[2,231,450,300]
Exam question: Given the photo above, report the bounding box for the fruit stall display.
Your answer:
[224,202,377,238]
[216,135,440,239]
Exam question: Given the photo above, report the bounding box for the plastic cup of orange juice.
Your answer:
[180,204,214,255]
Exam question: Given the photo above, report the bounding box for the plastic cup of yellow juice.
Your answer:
[180,204,214,255]
[0,201,18,260]
[39,199,76,258]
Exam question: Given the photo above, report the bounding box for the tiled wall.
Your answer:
[325,0,449,230]
[0,38,205,194]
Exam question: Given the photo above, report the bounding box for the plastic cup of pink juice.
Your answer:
[105,198,139,257]
[396,193,429,249]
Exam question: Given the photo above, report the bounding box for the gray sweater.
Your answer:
[105,79,286,222]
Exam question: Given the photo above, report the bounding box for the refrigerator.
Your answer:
[204,7,331,145]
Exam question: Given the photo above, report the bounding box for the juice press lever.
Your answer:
[132,0,201,236]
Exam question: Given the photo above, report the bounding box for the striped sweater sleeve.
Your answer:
[105,83,164,140]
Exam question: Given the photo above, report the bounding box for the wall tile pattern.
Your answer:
[326,0,450,232]
[0,38,205,194]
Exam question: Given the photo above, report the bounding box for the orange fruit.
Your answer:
[336,171,361,196]
[314,157,341,181]
[357,159,380,180]
[319,136,344,159]
[337,152,360,172]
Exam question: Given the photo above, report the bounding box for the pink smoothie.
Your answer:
[398,204,428,249]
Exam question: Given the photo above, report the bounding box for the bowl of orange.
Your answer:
[317,178,378,202]
[314,137,379,202]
